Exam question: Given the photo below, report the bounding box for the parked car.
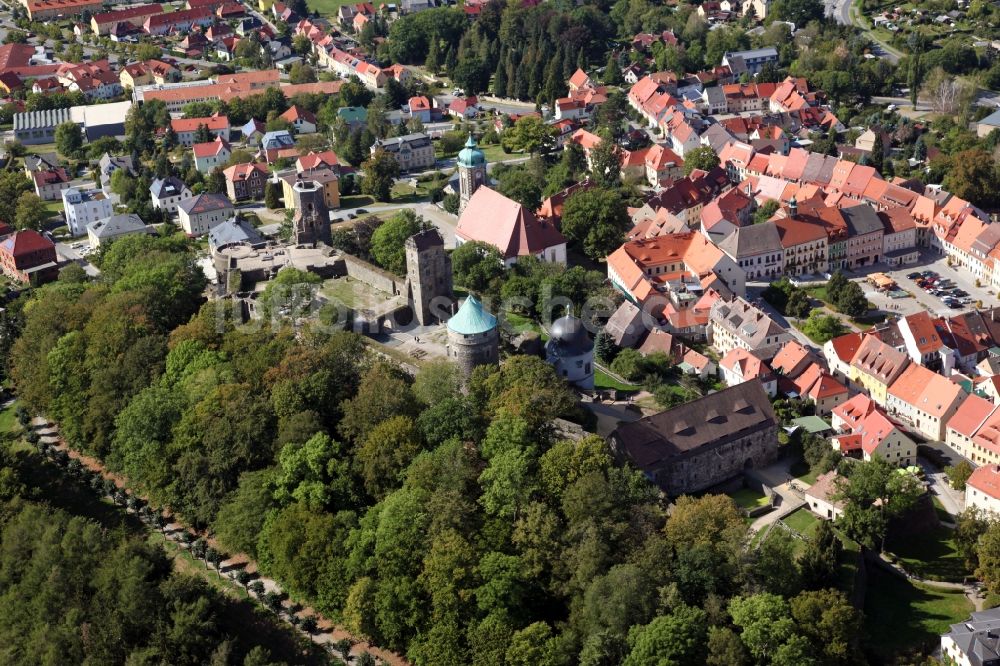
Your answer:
[907,272,922,279]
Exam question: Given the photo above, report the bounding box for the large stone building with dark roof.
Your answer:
[609,379,779,494]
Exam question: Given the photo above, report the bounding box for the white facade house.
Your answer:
[150,177,192,215]
[62,187,114,237]
[966,465,1000,516]
[177,193,234,237]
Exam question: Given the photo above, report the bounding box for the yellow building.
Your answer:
[281,169,340,211]
[848,334,909,407]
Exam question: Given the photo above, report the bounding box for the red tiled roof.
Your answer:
[456,186,565,259]
[969,464,1000,500]
[171,114,229,133]
[948,393,996,438]
[0,229,54,257]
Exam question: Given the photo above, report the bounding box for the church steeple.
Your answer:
[457,133,487,213]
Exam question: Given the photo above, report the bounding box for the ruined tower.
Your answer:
[405,227,453,326]
[291,177,331,247]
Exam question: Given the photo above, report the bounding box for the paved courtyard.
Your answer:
[841,251,998,319]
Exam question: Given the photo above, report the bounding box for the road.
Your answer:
[872,95,931,113]
[823,0,902,64]
[920,458,965,516]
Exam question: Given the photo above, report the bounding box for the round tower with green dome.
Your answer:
[457,134,487,213]
[446,294,499,378]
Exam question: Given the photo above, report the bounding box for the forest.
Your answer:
[0,232,882,666]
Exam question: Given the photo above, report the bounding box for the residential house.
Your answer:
[840,204,884,268]
[259,130,296,163]
[296,150,339,174]
[709,296,793,360]
[371,134,435,172]
[945,393,996,464]
[886,363,965,441]
[150,177,193,214]
[32,167,70,201]
[897,310,948,370]
[977,109,1000,138]
[193,136,231,173]
[448,96,479,120]
[606,232,746,310]
[337,106,367,129]
[717,222,784,281]
[944,311,996,373]
[223,162,269,201]
[62,187,113,237]
[87,213,153,248]
[144,7,214,35]
[805,471,845,520]
[835,409,917,466]
[456,186,567,267]
[878,207,919,265]
[171,114,230,146]
[119,59,179,89]
[177,193,235,236]
[97,153,135,200]
[773,212,828,276]
[967,465,1000,515]
[91,4,163,34]
[718,347,777,397]
[240,118,266,146]
[406,96,432,123]
[280,105,317,134]
[849,334,910,406]
[0,230,58,284]
[824,331,865,383]
[941,607,1000,666]
[608,380,779,495]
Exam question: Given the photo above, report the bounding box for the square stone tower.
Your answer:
[405,228,453,325]
[291,176,331,247]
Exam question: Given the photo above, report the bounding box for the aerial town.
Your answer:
[7,0,1000,663]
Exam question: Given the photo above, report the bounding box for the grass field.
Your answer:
[306,0,356,16]
[729,487,770,510]
[594,368,641,392]
[885,524,971,582]
[782,508,821,539]
[339,194,375,209]
[790,459,821,485]
[863,567,972,660]
[0,402,19,435]
[502,312,548,340]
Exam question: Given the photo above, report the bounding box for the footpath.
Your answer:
[30,416,408,666]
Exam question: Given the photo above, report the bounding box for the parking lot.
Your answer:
[856,252,998,318]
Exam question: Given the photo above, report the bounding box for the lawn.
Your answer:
[594,368,641,392]
[885,524,971,582]
[804,285,829,302]
[390,180,433,203]
[782,508,821,538]
[729,487,770,510]
[480,144,525,163]
[501,312,548,340]
[790,459,821,485]
[305,0,356,16]
[863,567,972,661]
[932,495,954,525]
[0,402,19,435]
[339,194,375,209]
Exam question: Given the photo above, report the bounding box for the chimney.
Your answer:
[789,196,798,218]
